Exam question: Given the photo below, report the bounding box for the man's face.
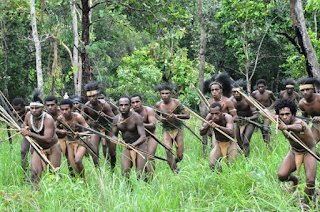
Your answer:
[232,90,242,101]
[257,83,265,94]
[119,98,131,115]
[286,87,293,95]
[300,88,314,99]
[278,107,293,125]
[13,105,25,116]
[210,84,222,99]
[210,106,222,122]
[160,90,171,102]
[60,104,72,118]
[46,100,58,114]
[131,96,143,112]
[87,93,98,105]
[30,106,43,118]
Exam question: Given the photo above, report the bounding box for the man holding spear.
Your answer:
[199,102,237,169]
[275,99,316,205]
[131,94,158,179]
[230,80,258,156]
[113,96,147,179]
[83,81,115,168]
[155,82,190,173]
[20,92,61,187]
[298,78,320,143]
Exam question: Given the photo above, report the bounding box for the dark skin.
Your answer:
[200,106,237,168]
[131,96,157,177]
[84,93,115,168]
[13,104,30,172]
[155,89,190,172]
[45,100,62,120]
[20,106,61,185]
[279,88,300,103]
[230,90,258,156]
[113,98,146,178]
[276,107,316,200]
[56,104,91,176]
[298,87,320,142]
[251,83,276,144]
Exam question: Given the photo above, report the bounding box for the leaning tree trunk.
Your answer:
[81,0,92,85]
[197,0,208,156]
[290,0,320,78]
[70,0,81,96]
[30,0,44,96]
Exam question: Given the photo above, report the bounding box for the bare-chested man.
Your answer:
[84,81,115,168]
[279,79,300,103]
[275,99,316,204]
[45,96,66,156]
[298,78,320,143]
[20,92,61,187]
[56,99,92,177]
[204,73,237,149]
[12,98,30,173]
[251,79,276,145]
[229,81,258,157]
[200,102,237,169]
[113,96,146,178]
[155,82,190,173]
[131,94,157,178]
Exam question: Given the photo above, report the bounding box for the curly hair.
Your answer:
[282,78,295,86]
[256,79,266,86]
[275,99,297,116]
[32,91,43,104]
[297,77,320,86]
[154,81,174,92]
[12,98,25,106]
[84,81,104,92]
[203,72,232,97]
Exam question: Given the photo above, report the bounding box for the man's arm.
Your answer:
[212,114,234,136]
[21,116,56,144]
[145,107,156,131]
[131,115,146,147]
[112,116,119,140]
[267,91,277,109]
[200,113,212,136]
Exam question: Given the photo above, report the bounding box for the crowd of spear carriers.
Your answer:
[1,74,320,202]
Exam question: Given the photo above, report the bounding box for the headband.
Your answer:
[285,85,294,88]
[86,90,99,96]
[299,84,314,90]
[30,102,44,107]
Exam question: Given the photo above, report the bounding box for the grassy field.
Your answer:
[0,117,319,211]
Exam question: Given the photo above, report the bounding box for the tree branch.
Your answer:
[277,32,302,54]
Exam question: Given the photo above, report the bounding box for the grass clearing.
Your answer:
[0,119,319,211]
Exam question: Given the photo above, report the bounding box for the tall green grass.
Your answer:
[0,118,319,211]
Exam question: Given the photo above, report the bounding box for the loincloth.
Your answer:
[290,147,307,177]
[165,129,180,147]
[238,122,248,142]
[97,127,111,145]
[218,141,231,157]
[41,148,51,171]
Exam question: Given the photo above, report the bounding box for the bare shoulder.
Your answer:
[112,114,121,124]
[224,113,233,122]
[155,100,163,108]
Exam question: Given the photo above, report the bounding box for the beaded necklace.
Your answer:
[31,112,46,133]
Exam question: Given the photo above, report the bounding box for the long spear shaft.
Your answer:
[76,124,168,162]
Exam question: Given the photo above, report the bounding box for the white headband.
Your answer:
[30,102,44,107]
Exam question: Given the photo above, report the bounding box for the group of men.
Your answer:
[6,75,320,205]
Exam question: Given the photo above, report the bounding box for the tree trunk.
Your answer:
[70,0,81,96]
[30,0,44,96]
[290,0,320,78]
[197,0,207,156]
[81,0,92,85]
[0,2,8,97]
[51,34,58,95]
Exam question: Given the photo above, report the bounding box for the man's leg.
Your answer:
[31,152,43,186]
[107,131,117,170]
[262,119,271,145]
[175,129,184,164]
[243,124,255,157]
[277,151,298,191]
[146,136,158,178]
[67,143,77,174]
[48,142,61,169]
[136,142,147,179]
[121,149,132,178]
[21,137,30,173]
[163,131,176,171]
[209,144,221,169]
[90,134,100,167]
[75,146,87,177]
[227,142,238,163]
[303,148,317,201]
